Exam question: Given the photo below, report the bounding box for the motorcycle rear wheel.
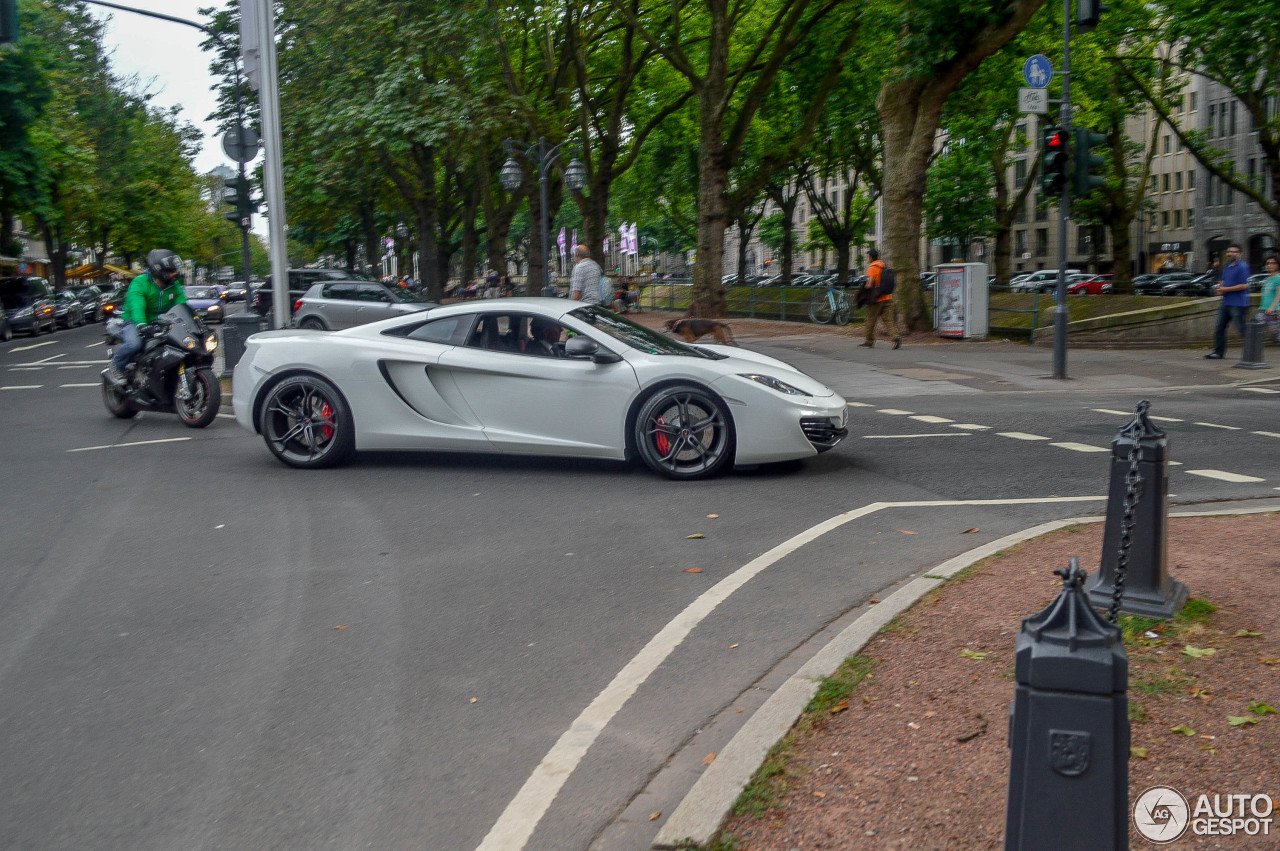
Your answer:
[102,375,138,419]
[175,367,220,428]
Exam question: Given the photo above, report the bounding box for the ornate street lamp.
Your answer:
[500,138,584,294]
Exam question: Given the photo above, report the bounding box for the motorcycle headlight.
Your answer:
[739,373,809,396]
[183,335,196,350]
[208,304,221,311]
[205,334,218,352]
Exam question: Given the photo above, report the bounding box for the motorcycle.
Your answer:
[101,303,221,428]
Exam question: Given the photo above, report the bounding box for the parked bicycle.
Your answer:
[809,283,852,325]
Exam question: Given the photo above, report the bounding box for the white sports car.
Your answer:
[232,299,848,479]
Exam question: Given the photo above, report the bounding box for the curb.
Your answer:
[651,502,1280,849]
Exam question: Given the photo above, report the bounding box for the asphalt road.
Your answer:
[1,320,1276,850]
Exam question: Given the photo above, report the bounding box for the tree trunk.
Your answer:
[360,202,379,279]
[691,90,730,317]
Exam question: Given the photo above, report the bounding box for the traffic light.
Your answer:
[1041,126,1070,196]
[221,175,258,225]
[1075,0,1106,31]
[1072,127,1108,197]
[1,0,18,44]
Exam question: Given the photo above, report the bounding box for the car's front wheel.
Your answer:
[258,374,355,468]
[633,384,734,480]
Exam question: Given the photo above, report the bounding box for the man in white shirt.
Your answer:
[569,244,603,304]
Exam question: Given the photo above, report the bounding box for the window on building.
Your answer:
[1035,195,1048,221]
[1220,105,1227,137]
[1229,101,1237,135]
[1016,122,1027,152]
[1175,171,1182,190]
[1174,210,1182,228]
[1077,225,1091,253]
[1015,159,1027,188]
[1188,170,1196,190]
[1187,208,1195,227]
[1189,92,1197,111]
[1174,95,1183,113]
[1163,210,1170,228]
[1035,229,1049,257]
[1225,181,1233,204]
[1162,173,1170,192]
[1015,197,1028,224]
[1207,104,1215,138]
[1150,175,1158,194]
[1015,230,1027,253]
[1163,135,1171,154]
[1248,159,1257,189]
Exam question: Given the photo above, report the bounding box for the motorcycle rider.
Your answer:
[107,249,188,386]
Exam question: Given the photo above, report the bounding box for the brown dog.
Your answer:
[663,318,737,346]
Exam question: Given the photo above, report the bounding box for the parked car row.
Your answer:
[0,275,126,340]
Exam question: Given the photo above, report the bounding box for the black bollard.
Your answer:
[220,312,267,379]
[1006,559,1129,851]
[1085,401,1188,619]
[1233,311,1271,370]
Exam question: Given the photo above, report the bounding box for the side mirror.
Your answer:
[565,335,622,364]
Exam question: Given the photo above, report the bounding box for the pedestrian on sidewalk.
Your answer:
[1261,253,1280,342]
[569,244,603,304]
[860,249,901,349]
[1205,242,1251,359]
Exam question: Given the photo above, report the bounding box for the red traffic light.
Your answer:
[1047,130,1068,148]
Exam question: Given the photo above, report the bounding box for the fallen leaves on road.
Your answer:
[703,752,716,765]
[829,701,850,714]
[332,625,347,630]
[959,649,988,660]
[684,567,703,573]
[1236,628,1263,638]
[962,528,979,534]
[707,514,719,519]
[1172,724,1196,736]
[470,697,478,703]
[897,530,917,535]
[687,533,706,539]
[1183,645,1217,658]
[649,812,661,821]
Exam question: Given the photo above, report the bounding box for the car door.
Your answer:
[435,312,640,457]
[354,284,397,326]
[317,283,359,328]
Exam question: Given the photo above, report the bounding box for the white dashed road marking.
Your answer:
[85,341,104,348]
[1185,469,1265,483]
[1,385,42,390]
[1050,442,1110,453]
[30,354,65,365]
[949,423,990,431]
[876,408,914,415]
[998,432,1050,441]
[1194,422,1241,430]
[59,383,99,388]
[7,341,55,353]
[1091,407,1181,422]
[1255,431,1280,439]
[910,415,953,423]
[1242,387,1280,394]
[846,402,873,408]
[67,437,192,453]
[863,433,970,439]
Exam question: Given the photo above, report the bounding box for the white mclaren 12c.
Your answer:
[232,299,849,479]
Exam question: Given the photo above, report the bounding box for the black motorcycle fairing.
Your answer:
[105,303,216,412]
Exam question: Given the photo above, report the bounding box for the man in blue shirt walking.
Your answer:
[1205,242,1251,359]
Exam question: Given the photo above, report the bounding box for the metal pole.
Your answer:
[254,0,289,330]
[1052,0,1072,379]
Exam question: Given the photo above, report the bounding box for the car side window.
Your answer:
[358,285,390,302]
[324,283,358,300]
[396,315,467,344]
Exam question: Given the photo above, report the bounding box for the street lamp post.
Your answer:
[499,138,586,295]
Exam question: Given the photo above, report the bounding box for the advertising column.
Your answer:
[934,262,989,339]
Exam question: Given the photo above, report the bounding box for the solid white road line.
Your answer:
[1,385,42,390]
[1185,469,1265,483]
[59,383,99,388]
[1255,431,1280,439]
[949,423,990,430]
[477,495,1108,851]
[30,354,65,365]
[1242,387,1280,394]
[67,437,191,453]
[998,432,1050,441]
[863,433,970,439]
[910,415,954,423]
[1194,422,1241,430]
[216,413,235,419]
[876,408,914,415]
[7,341,55,353]
[57,364,94,369]
[845,401,874,407]
[7,367,41,372]
[1092,408,1131,417]
[1050,442,1109,453]
[85,341,104,348]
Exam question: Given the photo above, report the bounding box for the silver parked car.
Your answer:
[293,281,437,330]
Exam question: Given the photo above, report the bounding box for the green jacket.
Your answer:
[122,272,187,325]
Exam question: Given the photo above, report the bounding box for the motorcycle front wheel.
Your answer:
[175,367,220,428]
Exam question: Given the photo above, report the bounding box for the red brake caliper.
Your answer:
[319,402,334,441]
[654,416,669,455]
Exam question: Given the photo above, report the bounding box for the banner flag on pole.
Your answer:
[557,227,567,257]
[572,230,578,250]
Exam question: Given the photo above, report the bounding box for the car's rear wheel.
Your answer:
[633,384,733,480]
[298,317,326,331]
[259,374,355,468]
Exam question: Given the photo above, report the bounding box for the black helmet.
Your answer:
[146,249,184,285]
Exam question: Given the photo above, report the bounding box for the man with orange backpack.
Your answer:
[860,249,901,349]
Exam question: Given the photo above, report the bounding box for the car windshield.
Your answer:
[185,286,220,299]
[570,305,713,357]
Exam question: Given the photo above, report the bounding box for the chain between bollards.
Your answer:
[1107,400,1149,623]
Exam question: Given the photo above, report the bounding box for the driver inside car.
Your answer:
[526,316,564,357]
[107,249,188,386]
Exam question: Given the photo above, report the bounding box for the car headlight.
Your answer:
[15,307,33,318]
[205,334,218,352]
[739,373,809,396]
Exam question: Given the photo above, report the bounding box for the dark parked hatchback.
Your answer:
[250,269,369,317]
[0,276,58,336]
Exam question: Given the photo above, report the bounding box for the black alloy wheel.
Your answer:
[259,374,355,468]
[633,384,734,480]
[101,374,138,419]
[175,367,220,428]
